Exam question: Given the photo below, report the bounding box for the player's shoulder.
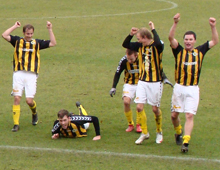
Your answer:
[196,41,209,49]
[34,38,44,43]
[118,55,127,64]
[10,35,21,41]
[35,38,49,43]
[53,119,59,125]
[121,55,127,60]
[172,43,183,51]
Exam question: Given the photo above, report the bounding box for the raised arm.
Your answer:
[149,21,162,45]
[46,21,57,47]
[2,21,21,42]
[168,13,180,49]
[208,17,219,49]
[130,27,139,36]
[122,27,139,50]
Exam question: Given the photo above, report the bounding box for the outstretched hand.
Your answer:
[51,133,59,139]
[93,135,101,141]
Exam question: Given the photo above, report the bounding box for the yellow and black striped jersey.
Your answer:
[172,42,210,86]
[53,120,87,138]
[122,29,164,82]
[52,115,101,138]
[138,41,163,82]
[10,35,50,74]
[112,55,140,88]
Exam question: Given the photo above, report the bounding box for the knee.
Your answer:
[171,115,176,121]
[26,99,33,106]
[14,96,21,105]
[152,107,159,114]
[136,104,143,112]
[186,113,194,120]
[171,112,178,121]
[123,100,130,107]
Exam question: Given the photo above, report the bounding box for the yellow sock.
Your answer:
[183,135,191,144]
[78,105,88,116]
[138,110,148,134]
[174,124,182,135]
[154,109,162,133]
[29,100,37,115]
[124,110,134,125]
[13,105,20,125]
[136,111,141,125]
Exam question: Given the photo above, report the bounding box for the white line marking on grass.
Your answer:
[1,145,220,163]
[2,0,178,20]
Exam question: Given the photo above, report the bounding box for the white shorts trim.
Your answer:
[84,123,90,130]
[171,83,199,115]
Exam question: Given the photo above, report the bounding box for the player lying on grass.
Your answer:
[51,102,101,140]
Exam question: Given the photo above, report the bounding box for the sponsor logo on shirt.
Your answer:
[128,69,139,74]
[22,48,34,52]
[183,62,197,66]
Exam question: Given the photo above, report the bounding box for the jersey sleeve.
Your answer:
[51,120,61,135]
[172,43,183,58]
[152,29,164,52]
[90,116,101,136]
[36,39,50,50]
[70,115,101,136]
[196,41,210,55]
[10,35,20,47]
[122,34,141,52]
[112,56,127,88]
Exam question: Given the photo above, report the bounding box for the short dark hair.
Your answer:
[57,109,69,118]
[126,48,138,56]
[23,24,34,33]
[183,31,196,40]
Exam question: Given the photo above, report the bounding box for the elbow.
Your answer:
[53,42,57,46]
[212,38,219,46]
[168,36,173,42]
[2,33,6,39]
[50,41,57,47]
[2,33,9,41]
[122,42,129,48]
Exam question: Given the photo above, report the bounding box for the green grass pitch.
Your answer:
[0,0,220,169]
